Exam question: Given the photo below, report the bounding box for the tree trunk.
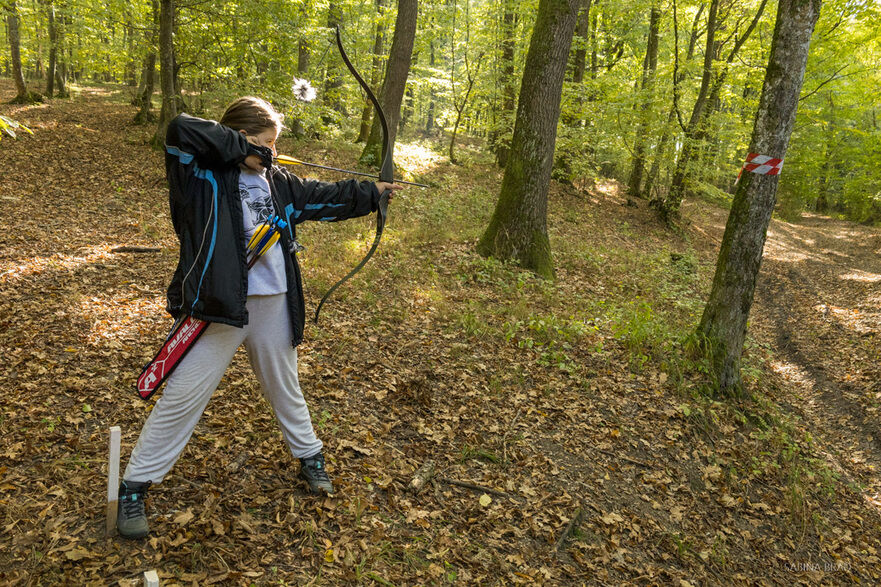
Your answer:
[645,1,704,202]
[425,37,436,135]
[359,0,418,167]
[687,0,770,190]
[45,1,57,96]
[400,73,415,132]
[476,0,581,279]
[53,1,68,97]
[134,0,159,123]
[589,6,598,78]
[489,0,519,168]
[626,4,660,199]
[152,0,181,147]
[571,0,591,84]
[657,0,720,224]
[297,39,309,74]
[358,0,386,143]
[697,0,821,397]
[6,1,40,103]
[448,55,480,165]
[323,4,344,121]
[289,26,310,138]
[124,9,137,86]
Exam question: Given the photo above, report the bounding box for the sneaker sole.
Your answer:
[117,528,149,539]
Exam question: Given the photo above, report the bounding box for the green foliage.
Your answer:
[4,0,876,222]
[778,0,881,222]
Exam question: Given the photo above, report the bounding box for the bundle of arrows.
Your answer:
[135,215,289,400]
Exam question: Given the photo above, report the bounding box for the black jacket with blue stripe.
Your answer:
[164,113,381,346]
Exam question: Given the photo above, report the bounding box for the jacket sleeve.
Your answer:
[165,113,261,169]
[272,166,380,225]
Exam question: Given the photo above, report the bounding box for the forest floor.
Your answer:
[1,80,880,586]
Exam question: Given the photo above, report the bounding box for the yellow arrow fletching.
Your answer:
[257,232,281,257]
[247,222,271,250]
[275,154,303,166]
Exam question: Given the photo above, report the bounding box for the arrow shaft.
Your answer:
[275,156,428,188]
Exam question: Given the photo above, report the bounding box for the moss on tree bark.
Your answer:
[697,0,821,397]
[477,0,581,279]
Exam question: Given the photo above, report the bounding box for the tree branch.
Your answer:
[798,65,850,102]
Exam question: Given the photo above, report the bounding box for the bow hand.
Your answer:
[374,181,404,200]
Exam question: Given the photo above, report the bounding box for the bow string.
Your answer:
[313,26,394,324]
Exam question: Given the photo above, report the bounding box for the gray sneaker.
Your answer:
[117,480,151,539]
[299,453,334,495]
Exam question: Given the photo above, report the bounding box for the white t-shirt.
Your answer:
[239,169,287,295]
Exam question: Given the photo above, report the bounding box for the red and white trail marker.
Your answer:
[736,152,784,183]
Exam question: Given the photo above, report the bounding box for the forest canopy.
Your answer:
[3,0,879,222]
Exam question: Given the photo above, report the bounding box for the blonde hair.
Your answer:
[220,96,284,136]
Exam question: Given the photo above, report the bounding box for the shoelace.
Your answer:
[120,492,146,517]
[303,459,330,482]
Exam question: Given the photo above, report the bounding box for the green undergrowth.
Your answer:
[290,132,853,533]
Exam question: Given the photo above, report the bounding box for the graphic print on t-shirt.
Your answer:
[239,169,288,295]
[240,186,274,230]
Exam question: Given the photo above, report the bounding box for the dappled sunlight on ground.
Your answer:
[818,304,881,336]
[2,101,50,119]
[79,86,116,97]
[762,245,812,263]
[395,141,445,178]
[838,270,881,283]
[769,359,811,385]
[0,246,113,281]
[78,293,166,346]
[765,224,828,263]
[593,179,621,199]
[683,197,881,556]
[340,229,401,255]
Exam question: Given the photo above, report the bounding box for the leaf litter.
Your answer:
[1,80,880,585]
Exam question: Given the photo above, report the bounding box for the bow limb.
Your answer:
[313,26,394,324]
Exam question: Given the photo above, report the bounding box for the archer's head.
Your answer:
[221,96,283,157]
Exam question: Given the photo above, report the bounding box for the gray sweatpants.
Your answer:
[124,294,322,483]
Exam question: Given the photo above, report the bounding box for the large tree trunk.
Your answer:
[626,4,660,199]
[697,0,821,397]
[6,1,40,103]
[657,0,720,224]
[476,0,581,279]
[357,0,386,143]
[152,0,181,147]
[359,0,418,167]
